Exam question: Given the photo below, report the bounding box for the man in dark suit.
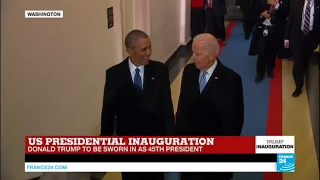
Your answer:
[100,30,175,180]
[249,0,291,83]
[205,0,228,45]
[191,0,206,38]
[236,0,259,39]
[284,0,319,97]
[176,33,244,180]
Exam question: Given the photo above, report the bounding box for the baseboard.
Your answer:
[28,177,40,180]
[181,37,192,45]
[164,44,182,63]
[165,39,193,71]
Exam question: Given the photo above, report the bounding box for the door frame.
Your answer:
[120,0,151,59]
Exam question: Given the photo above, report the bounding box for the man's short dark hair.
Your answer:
[125,30,149,48]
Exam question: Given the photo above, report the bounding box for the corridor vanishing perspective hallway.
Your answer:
[101,21,319,180]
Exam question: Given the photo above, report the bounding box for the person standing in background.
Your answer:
[191,0,206,38]
[284,0,319,97]
[100,30,175,180]
[176,33,244,180]
[236,0,259,40]
[205,0,228,45]
[249,0,290,83]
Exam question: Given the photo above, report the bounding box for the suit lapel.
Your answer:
[201,60,223,95]
[189,65,201,95]
[122,58,135,86]
[142,63,156,97]
[314,1,319,28]
[143,64,151,92]
[120,58,142,100]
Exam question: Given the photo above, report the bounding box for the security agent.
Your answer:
[236,0,259,40]
[249,0,290,83]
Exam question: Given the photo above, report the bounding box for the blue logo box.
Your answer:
[277,154,295,172]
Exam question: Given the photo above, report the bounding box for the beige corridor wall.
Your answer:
[121,0,191,62]
[149,0,182,63]
[1,0,123,179]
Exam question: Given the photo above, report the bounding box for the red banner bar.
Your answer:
[25,136,256,154]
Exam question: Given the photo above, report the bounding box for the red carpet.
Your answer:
[217,21,237,56]
[263,58,283,180]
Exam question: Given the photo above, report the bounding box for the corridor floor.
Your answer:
[102,22,319,180]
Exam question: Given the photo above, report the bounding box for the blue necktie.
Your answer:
[303,1,311,35]
[199,71,208,93]
[134,68,142,91]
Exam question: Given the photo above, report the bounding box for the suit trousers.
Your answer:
[191,7,206,38]
[292,31,316,90]
[256,26,277,76]
[205,8,226,40]
[242,3,257,36]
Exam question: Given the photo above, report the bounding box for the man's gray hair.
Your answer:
[125,29,149,48]
[193,33,220,56]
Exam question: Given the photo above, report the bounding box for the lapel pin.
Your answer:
[215,77,218,79]
[151,77,154,80]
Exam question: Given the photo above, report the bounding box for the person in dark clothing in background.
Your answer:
[236,0,259,40]
[191,0,206,38]
[205,0,228,45]
[249,0,290,83]
[284,0,319,97]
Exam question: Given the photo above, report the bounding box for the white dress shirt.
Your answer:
[262,3,280,26]
[199,60,218,83]
[128,58,144,87]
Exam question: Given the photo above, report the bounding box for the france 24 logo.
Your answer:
[277,154,295,172]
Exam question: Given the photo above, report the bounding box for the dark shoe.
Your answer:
[292,89,302,97]
[267,71,274,78]
[255,75,264,83]
[245,34,250,40]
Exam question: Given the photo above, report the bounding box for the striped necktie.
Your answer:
[303,1,312,35]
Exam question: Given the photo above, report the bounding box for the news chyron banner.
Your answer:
[25,136,295,172]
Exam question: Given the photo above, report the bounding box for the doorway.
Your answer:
[120,0,151,59]
[225,0,243,20]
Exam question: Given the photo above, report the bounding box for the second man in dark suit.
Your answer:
[284,0,319,97]
[176,33,244,180]
[191,0,206,38]
[236,0,259,39]
[100,30,175,180]
[205,0,228,45]
[249,0,291,83]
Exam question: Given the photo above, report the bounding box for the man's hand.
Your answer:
[284,41,289,49]
[236,5,240,9]
[261,11,271,18]
[267,0,278,6]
